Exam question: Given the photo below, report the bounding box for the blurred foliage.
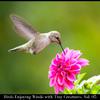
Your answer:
[64,74,100,94]
[0,2,100,94]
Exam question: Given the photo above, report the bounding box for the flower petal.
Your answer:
[57,75,64,85]
[49,64,57,71]
[70,64,81,74]
[67,72,76,81]
[61,71,66,77]
[78,58,89,67]
[71,64,81,70]
[62,48,69,55]
[56,53,61,61]
[52,58,58,65]
[48,70,56,78]
[54,85,59,94]
[71,50,82,59]
[64,78,74,89]
[59,85,64,92]
[70,59,77,66]
[50,78,55,87]
[71,69,80,74]
[65,49,72,59]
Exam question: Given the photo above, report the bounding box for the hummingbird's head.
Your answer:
[49,31,65,54]
[49,31,61,45]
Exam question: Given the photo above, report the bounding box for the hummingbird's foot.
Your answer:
[29,48,36,55]
[33,51,36,55]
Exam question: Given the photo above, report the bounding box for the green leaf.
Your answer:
[63,74,100,94]
[77,88,84,94]
[97,90,100,94]
[77,75,100,94]
[64,88,72,94]
[75,73,86,86]
[86,75,100,86]
[91,85,100,94]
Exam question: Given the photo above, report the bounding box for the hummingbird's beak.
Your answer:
[57,38,65,54]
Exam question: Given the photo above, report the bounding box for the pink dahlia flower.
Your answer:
[48,48,89,94]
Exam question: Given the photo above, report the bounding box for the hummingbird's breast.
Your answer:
[33,34,51,54]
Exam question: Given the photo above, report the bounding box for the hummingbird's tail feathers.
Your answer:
[8,39,35,54]
[8,48,16,52]
[8,48,19,52]
[8,45,26,53]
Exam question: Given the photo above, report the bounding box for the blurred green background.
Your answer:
[0,2,100,94]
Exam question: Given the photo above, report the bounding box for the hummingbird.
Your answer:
[8,14,65,55]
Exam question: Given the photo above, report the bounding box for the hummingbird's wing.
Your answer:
[10,14,39,40]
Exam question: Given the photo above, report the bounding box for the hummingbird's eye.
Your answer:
[56,37,59,40]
